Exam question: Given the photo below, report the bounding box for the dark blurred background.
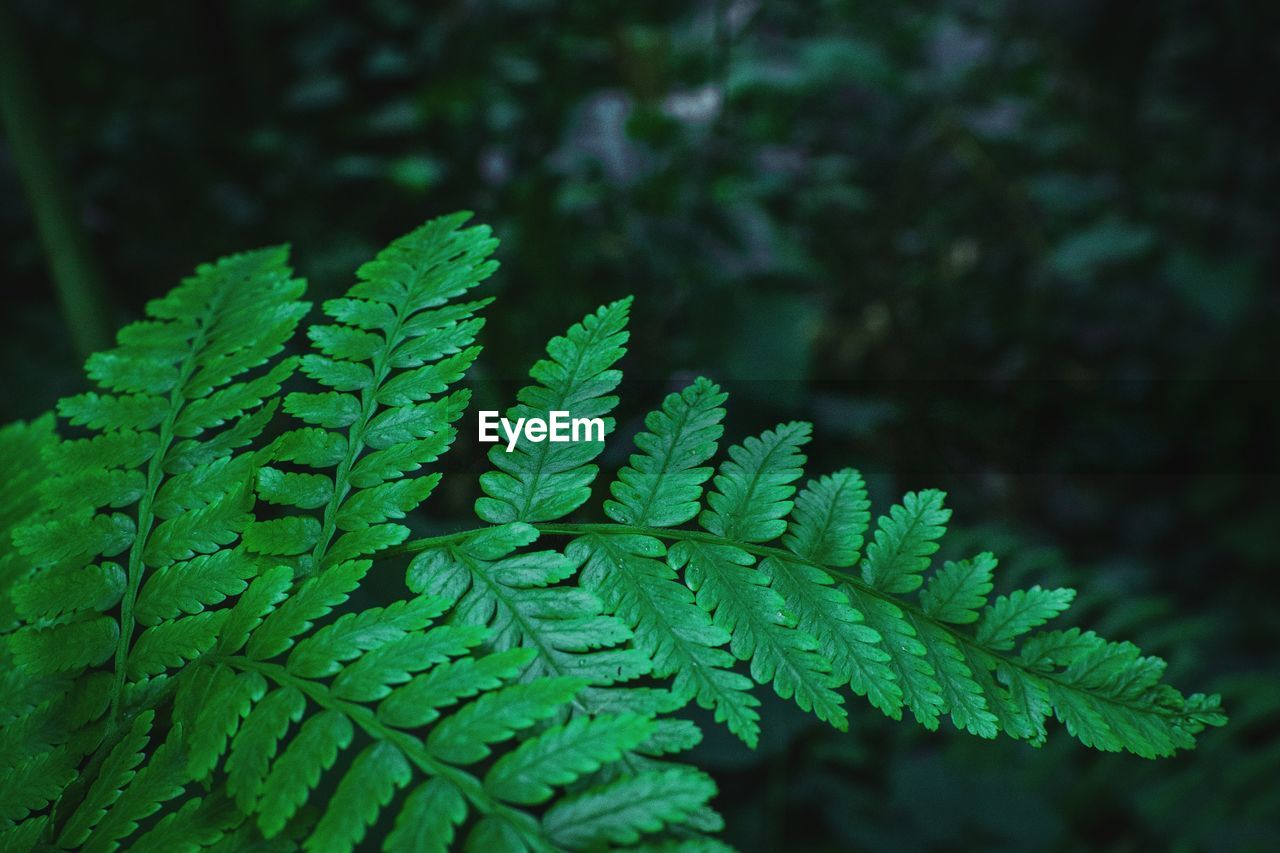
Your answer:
[2,1,1278,849]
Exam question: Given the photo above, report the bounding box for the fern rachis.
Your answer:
[0,212,1224,851]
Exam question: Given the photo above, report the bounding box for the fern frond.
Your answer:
[10,244,307,731]
[760,548,901,720]
[976,585,1076,650]
[0,744,78,824]
[861,488,951,594]
[682,440,1221,754]
[571,380,761,743]
[543,766,719,849]
[604,377,727,528]
[920,552,997,624]
[782,468,870,567]
[454,300,1220,761]
[411,302,724,839]
[672,541,845,729]
[570,532,761,746]
[700,421,811,543]
[483,712,657,805]
[674,423,847,729]
[0,219,1226,851]
[82,727,188,852]
[167,584,710,851]
[126,794,240,852]
[421,297,1221,769]
[3,227,501,850]
[476,297,631,524]
[440,306,685,710]
[248,212,495,574]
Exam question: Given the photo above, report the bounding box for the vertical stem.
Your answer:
[108,291,220,720]
[308,295,407,573]
[0,0,111,356]
[108,408,175,719]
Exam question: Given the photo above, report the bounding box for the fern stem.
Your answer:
[384,526,491,555]
[307,263,416,574]
[392,521,1199,724]
[108,292,224,720]
[220,655,552,850]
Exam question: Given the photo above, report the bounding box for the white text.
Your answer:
[477,410,605,452]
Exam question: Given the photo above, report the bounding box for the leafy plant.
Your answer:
[0,213,1224,851]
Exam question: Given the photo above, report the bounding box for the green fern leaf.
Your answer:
[257,709,354,837]
[286,595,445,677]
[572,379,760,743]
[225,686,306,813]
[543,767,718,849]
[782,469,871,567]
[409,529,650,687]
[385,777,467,853]
[861,489,951,594]
[976,585,1076,650]
[604,378,727,527]
[570,533,761,747]
[0,817,49,853]
[215,565,293,655]
[920,552,997,624]
[426,677,586,764]
[903,613,1000,737]
[127,794,240,852]
[0,745,78,824]
[133,551,255,626]
[769,470,900,715]
[84,727,188,852]
[126,611,226,678]
[329,623,487,702]
[476,298,631,524]
[251,212,495,574]
[0,217,1227,851]
[12,562,126,621]
[671,540,845,730]
[305,742,412,852]
[184,667,267,779]
[11,245,308,728]
[377,647,537,728]
[675,423,845,728]
[246,560,368,660]
[10,616,119,674]
[484,712,657,805]
[699,421,810,542]
[760,555,900,719]
[0,415,60,623]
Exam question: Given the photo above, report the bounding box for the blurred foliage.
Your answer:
[2,0,1277,849]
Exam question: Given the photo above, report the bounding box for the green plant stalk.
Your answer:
[308,264,416,574]
[388,521,1200,724]
[0,0,111,356]
[109,294,222,720]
